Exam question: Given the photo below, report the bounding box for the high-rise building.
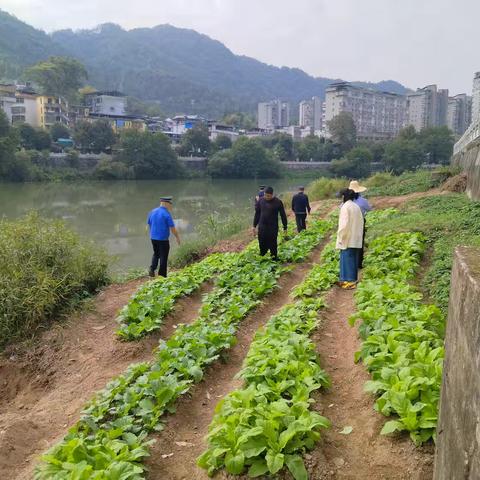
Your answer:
[298,96,323,131]
[472,72,480,124]
[257,99,290,130]
[406,85,449,131]
[447,94,472,136]
[299,100,313,128]
[324,82,407,141]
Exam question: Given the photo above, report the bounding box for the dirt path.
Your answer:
[0,278,212,480]
[144,242,330,480]
[307,287,434,480]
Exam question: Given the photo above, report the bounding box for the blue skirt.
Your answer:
[339,248,360,282]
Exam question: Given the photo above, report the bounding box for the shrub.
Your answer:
[0,213,110,349]
[307,177,346,200]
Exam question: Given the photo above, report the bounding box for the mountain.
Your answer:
[0,9,409,117]
[0,10,65,80]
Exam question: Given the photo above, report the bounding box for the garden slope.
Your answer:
[0,279,212,480]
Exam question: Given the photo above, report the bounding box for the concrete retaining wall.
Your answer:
[434,246,480,480]
[452,141,480,200]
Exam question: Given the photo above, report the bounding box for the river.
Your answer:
[0,178,311,271]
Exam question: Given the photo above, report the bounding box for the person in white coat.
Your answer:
[336,188,364,289]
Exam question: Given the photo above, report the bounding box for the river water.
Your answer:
[0,178,311,270]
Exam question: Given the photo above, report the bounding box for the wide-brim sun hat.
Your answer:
[348,180,367,193]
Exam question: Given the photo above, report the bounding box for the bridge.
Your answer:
[452,118,480,200]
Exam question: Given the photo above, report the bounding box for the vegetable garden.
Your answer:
[6,191,471,480]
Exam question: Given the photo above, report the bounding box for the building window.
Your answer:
[16,97,24,103]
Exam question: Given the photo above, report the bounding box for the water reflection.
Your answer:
[0,178,310,270]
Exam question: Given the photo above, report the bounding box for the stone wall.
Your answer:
[434,246,480,480]
[452,140,480,200]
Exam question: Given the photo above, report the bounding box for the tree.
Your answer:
[73,120,116,153]
[16,123,51,150]
[0,110,20,178]
[212,134,232,151]
[327,112,357,153]
[208,137,281,178]
[222,112,255,130]
[272,133,294,161]
[117,130,184,179]
[384,138,424,173]
[25,56,88,99]
[179,124,211,156]
[418,126,454,165]
[50,122,71,141]
[329,146,372,178]
[398,125,418,141]
[126,97,164,117]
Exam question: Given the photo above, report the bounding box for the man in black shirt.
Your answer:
[291,186,311,232]
[253,186,288,260]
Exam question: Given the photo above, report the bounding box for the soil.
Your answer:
[308,287,434,480]
[0,278,213,480]
[0,192,441,480]
[440,173,467,193]
[143,240,330,480]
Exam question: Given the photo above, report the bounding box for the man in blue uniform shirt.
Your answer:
[147,197,181,277]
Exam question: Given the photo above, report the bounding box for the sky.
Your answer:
[2,0,479,94]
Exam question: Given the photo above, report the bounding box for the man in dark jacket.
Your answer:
[291,186,311,232]
[253,186,288,260]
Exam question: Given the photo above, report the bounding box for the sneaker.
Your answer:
[341,281,356,290]
[148,269,155,277]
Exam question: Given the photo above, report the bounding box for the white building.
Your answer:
[11,89,40,126]
[84,91,127,116]
[472,72,480,124]
[0,84,16,124]
[324,82,407,141]
[208,122,239,142]
[299,96,322,131]
[406,85,449,131]
[447,94,472,136]
[258,99,290,130]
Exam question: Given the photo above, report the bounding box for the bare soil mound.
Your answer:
[441,172,467,193]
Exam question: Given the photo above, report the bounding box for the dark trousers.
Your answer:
[295,213,307,232]
[150,240,170,277]
[258,228,278,259]
[359,219,366,269]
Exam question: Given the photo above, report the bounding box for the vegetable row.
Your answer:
[198,238,340,479]
[35,218,333,479]
[117,218,333,341]
[349,232,444,445]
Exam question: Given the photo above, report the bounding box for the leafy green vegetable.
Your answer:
[36,218,333,479]
[351,232,444,445]
[198,238,340,478]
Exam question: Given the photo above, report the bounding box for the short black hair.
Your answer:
[265,186,274,194]
[339,188,355,203]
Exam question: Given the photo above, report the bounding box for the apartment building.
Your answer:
[406,85,449,131]
[324,82,407,141]
[472,72,480,124]
[299,96,323,131]
[11,88,40,126]
[83,91,127,116]
[258,99,290,130]
[447,94,472,136]
[37,95,69,128]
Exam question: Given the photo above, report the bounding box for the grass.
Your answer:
[170,212,250,267]
[365,167,458,197]
[0,212,110,349]
[366,193,480,313]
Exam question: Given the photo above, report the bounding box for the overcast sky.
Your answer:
[3,0,478,94]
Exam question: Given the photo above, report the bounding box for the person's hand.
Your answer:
[252,227,257,237]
